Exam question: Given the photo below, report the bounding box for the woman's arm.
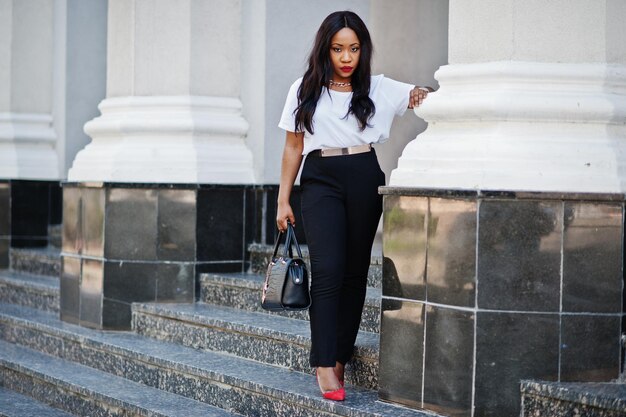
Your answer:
[408,86,435,109]
[276,130,304,232]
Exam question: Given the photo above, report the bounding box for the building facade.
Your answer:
[1,1,624,416]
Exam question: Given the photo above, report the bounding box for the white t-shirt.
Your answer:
[278,74,414,155]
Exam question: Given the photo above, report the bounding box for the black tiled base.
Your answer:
[379,189,625,416]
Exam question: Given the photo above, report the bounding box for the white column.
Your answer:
[391,0,626,193]
[68,0,255,184]
[0,0,58,180]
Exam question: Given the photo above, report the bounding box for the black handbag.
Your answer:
[261,222,311,311]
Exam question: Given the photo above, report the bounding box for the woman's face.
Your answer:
[329,27,360,82]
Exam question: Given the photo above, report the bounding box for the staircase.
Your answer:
[0,235,439,416]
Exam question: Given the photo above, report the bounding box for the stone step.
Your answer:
[0,386,75,417]
[0,303,437,417]
[0,270,59,313]
[132,301,379,390]
[0,341,240,417]
[200,272,381,334]
[521,380,626,416]
[249,243,383,289]
[9,247,61,278]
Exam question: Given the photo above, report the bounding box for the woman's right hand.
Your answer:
[276,201,296,233]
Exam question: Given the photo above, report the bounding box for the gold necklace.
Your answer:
[329,80,351,87]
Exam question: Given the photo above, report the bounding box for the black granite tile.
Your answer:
[62,186,82,254]
[244,188,261,251]
[378,298,424,408]
[265,187,278,245]
[196,262,244,274]
[423,305,474,417]
[79,258,103,328]
[0,182,9,235]
[10,180,50,239]
[197,187,244,262]
[49,182,63,225]
[477,200,562,311]
[102,261,157,303]
[60,256,81,324]
[102,298,132,330]
[157,189,196,261]
[382,195,427,301]
[10,237,48,247]
[427,198,476,307]
[562,202,623,313]
[81,187,105,258]
[474,311,560,417]
[0,238,9,269]
[155,263,194,302]
[105,188,158,260]
[560,314,621,382]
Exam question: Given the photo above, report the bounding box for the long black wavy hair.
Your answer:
[294,11,375,134]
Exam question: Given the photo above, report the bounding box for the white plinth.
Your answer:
[390,61,626,193]
[0,113,59,179]
[68,95,256,184]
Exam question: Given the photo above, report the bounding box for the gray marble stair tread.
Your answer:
[133,301,379,355]
[11,246,61,257]
[521,380,626,411]
[0,341,239,417]
[0,270,59,291]
[0,303,435,417]
[200,272,382,305]
[0,386,75,417]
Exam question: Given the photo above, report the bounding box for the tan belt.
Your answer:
[313,144,372,157]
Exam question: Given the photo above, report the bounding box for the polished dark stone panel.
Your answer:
[560,314,621,382]
[477,200,562,311]
[102,298,132,330]
[265,186,278,245]
[196,262,244,274]
[62,186,81,254]
[60,256,81,324]
[427,198,476,307]
[562,203,623,313]
[10,180,51,247]
[245,188,262,251]
[81,187,105,258]
[474,312,559,417]
[105,188,158,260]
[155,263,195,302]
[423,305,474,417]
[102,261,156,302]
[0,182,9,235]
[79,258,103,328]
[197,187,244,262]
[382,195,427,300]
[0,238,8,268]
[49,183,63,225]
[157,189,196,261]
[378,298,424,408]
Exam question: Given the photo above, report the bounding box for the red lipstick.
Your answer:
[340,66,353,72]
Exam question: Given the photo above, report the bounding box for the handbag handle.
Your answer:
[271,221,302,259]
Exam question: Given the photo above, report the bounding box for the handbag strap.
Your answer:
[272,221,295,259]
[286,222,303,258]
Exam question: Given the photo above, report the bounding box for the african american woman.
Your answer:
[276,10,432,401]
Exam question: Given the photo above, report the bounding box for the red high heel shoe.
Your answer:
[316,369,345,401]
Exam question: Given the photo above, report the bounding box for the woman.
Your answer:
[276,10,431,401]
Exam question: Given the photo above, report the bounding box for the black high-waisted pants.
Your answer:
[300,149,385,367]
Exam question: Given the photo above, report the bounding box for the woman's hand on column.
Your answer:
[409,86,435,109]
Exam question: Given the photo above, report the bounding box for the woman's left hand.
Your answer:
[409,86,434,109]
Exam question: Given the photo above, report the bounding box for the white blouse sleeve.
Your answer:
[380,76,414,117]
[278,78,303,132]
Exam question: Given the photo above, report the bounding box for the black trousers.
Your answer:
[300,149,385,367]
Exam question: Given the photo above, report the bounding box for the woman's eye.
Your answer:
[333,48,341,53]
[351,47,359,53]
